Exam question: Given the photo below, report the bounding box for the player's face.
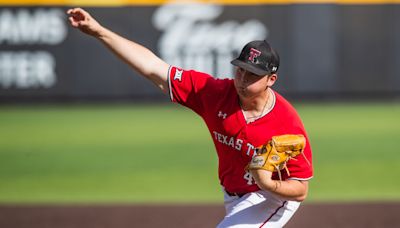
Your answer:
[234,67,276,98]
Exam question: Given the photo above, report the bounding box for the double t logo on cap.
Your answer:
[248,48,261,63]
[231,40,279,76]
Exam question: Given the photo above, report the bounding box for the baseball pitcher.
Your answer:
[67,8,313,228]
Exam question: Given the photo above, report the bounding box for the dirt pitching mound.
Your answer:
[0,202,399,227]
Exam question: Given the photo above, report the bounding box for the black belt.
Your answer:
[226,191,246,198]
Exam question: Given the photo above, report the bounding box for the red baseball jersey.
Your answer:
[167,66,313,194]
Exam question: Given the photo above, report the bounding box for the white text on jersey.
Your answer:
[213,131,243,151]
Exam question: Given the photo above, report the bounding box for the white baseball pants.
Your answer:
[217,189,300,228]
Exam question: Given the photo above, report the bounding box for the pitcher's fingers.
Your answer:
[68,17,79,27]
[78,9,91,20]
[67,8,78,15]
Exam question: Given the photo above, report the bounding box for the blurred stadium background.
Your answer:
[1,0,400,227]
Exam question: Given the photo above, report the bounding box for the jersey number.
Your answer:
[243,171,255,185]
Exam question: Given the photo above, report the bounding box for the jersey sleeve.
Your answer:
[167,66,216,115]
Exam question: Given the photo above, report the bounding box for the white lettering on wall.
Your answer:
[0,8,66,90]
[0,51,56,89]
[0,8,67,45]
[153,1,268,78]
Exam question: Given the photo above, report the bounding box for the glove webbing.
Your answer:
[274,151,311,181]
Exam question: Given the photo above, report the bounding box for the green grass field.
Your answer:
[0,102,399,204]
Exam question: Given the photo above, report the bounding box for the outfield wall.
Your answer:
[0,1,399,102]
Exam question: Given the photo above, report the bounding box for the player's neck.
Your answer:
[240,88,271,112]
[240,89,274,124]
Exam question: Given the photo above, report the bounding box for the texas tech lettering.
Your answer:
[213,131,243,151]
[212,131,257,156]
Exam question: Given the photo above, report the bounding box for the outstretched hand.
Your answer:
[67,8,103,37]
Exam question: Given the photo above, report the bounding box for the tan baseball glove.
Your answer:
[247,134,308,180]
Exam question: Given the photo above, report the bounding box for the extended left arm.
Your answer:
[250,169,308,202]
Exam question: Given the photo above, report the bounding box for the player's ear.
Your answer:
[266,73,277,87]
